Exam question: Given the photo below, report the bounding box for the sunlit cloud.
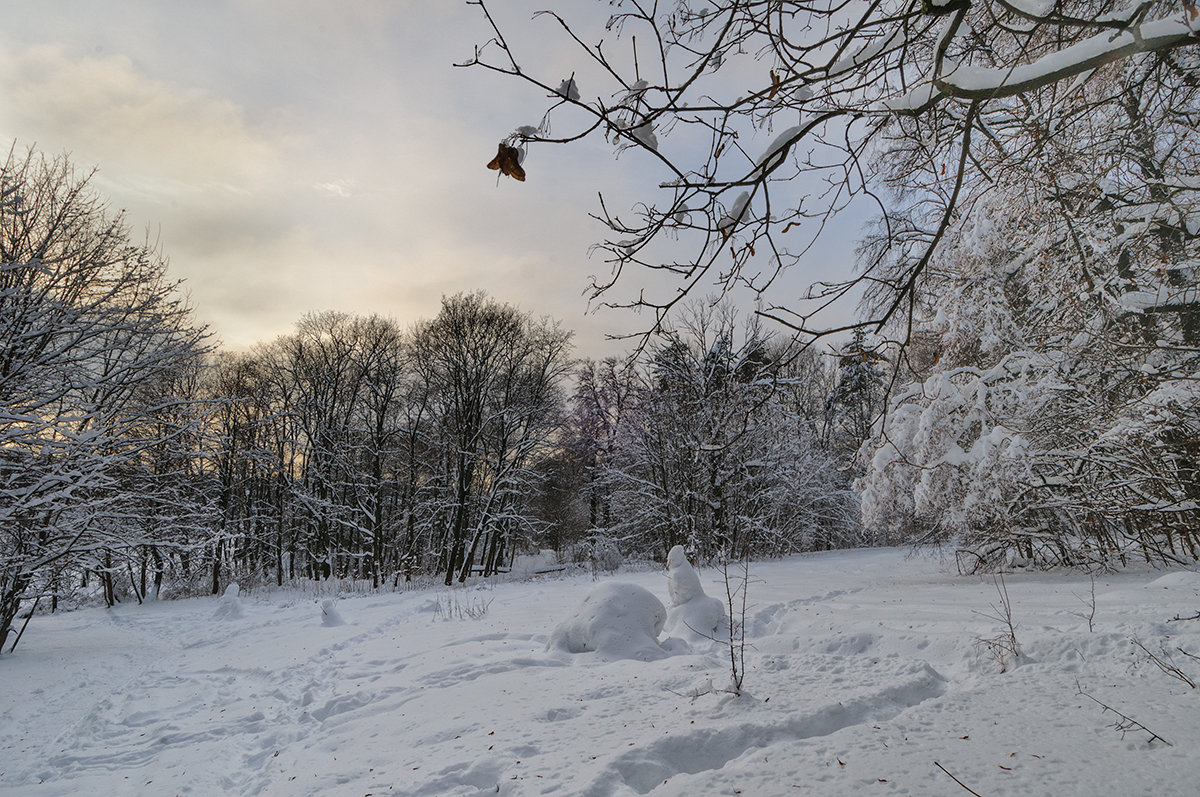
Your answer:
[0,44,288,187]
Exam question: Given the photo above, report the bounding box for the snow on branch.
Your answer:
[934,15,1199,101]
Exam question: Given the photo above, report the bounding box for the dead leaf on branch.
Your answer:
[487,142,526,182]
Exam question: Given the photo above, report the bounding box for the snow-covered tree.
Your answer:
[824,329,887,456]
[0,148,209,651]
[594,303,859,560]
[860,155,1199,565]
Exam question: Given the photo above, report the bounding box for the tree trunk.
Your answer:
[102,552,117,608]
[211,540,222,596]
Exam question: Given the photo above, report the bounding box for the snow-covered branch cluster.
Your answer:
[465,0,1200,345]
[464,1,1200,568]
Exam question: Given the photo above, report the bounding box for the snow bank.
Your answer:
[1146,571,1200,592]
[663,546,727,642]
[546,581,668,661]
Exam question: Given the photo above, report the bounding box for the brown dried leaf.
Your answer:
[487,142,526,181]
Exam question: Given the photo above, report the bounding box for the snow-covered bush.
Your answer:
[859,360,1040,550]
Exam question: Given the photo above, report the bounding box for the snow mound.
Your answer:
[1146,571,1200,592]
[320,598,345,627]
[212,583,243,620]
[511,549,563,579]
[546,581,668,661]
[663,546,727,642]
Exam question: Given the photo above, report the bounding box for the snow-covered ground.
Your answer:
[3,547,1200,796]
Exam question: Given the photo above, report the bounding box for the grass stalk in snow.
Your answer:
[974,574,1021,672]
[934,760,983,797]
[434,589,494,620]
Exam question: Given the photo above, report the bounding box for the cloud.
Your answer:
[1,44,287,187]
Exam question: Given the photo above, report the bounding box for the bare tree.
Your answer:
[411,292,573,585]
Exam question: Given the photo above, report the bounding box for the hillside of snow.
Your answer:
[2,548,1199,796]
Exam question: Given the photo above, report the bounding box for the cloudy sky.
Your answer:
[0,0,857,359]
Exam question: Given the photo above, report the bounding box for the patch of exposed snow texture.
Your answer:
[1003,0,1054,15]
[828,29,903,77]
[663,546,727,643]
[755,125,801,173]
[937,17,1198,96]
[1120,285,1200,312]
[631,121,658,151]
[882,81,940,112]
[885,15,1197,112]
[718,191,751,232]
[546,580,668,661]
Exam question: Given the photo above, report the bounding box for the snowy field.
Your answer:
[3,547,1200,796]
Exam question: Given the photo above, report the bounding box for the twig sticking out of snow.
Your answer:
[1068,574,1097,632]
[721,555,750,696]
[1075,680,1173,747]
[933,761,983,797]
[1130,637,1196,689]
[665,676,741,703]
